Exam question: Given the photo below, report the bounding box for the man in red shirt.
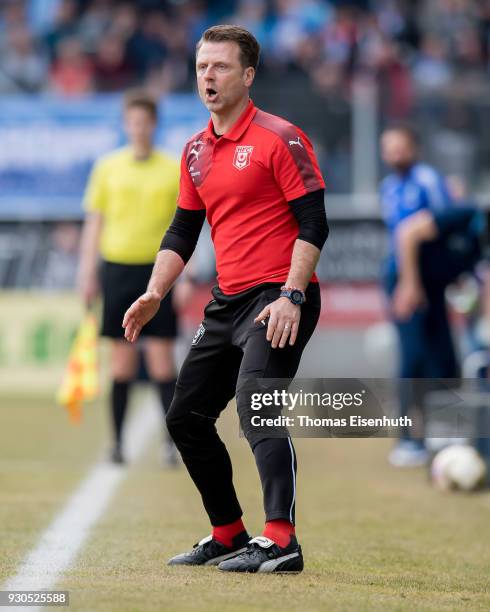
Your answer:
[123,25,329,573]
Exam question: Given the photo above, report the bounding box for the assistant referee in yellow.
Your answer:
[78,89,189,465]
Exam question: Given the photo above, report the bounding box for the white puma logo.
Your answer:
[190,147,201,160]
[288,136,303,148]
[190,140,205,160]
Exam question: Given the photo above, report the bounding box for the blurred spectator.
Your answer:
[93,31,134,91]
[478,0,490,67]
[309,59,352,191]
[43,0,79,61]
[227,0,272,52]
[126,10,169,80]
[376,0,413,42]
[0,0,27,35]
[0,0,489,193]
[321,5,357,68]
[177,0,212,50]
[0,23,48,93]
[50,35,93,95]
[269,0,331,66]
[27,0,63,35]
[362,37,413,119]
[0,0,487,100]
[110,2,139,43]
[412,35,452,91]
[420,0,477,42]
[77,0,112,54]
[453,27,485,78]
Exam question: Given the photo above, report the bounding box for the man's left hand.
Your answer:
[254,297,301,348]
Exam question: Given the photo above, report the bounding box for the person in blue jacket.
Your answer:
[379,125,482,467]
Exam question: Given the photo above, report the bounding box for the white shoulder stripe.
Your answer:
[413,164,446,210]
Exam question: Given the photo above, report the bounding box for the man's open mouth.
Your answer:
[205,88,218,101]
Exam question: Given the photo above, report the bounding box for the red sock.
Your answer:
[212,518,246,547]
[263,519,295,548]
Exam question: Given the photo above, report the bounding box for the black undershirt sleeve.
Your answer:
[159,206,206,264]
[288,188,329,250]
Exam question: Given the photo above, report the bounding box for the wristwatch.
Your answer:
[280,286,306,306]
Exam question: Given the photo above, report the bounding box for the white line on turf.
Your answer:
[2,390,161,611]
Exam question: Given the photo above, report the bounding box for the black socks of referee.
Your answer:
[110,379,176,463]
[157,379,176,416]
[111,380,130,449]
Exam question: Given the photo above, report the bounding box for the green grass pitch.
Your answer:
[1,390,489,611]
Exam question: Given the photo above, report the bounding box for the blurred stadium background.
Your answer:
[1,1,490,610]
[2,0,490,386]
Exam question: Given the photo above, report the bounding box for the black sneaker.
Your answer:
[167,531,250,566]
[218,535,304,573]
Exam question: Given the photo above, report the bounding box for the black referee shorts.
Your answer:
[100,260,178,339]
[166,281,321,525]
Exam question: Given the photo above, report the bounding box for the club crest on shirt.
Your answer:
[233,145,254,171]
[192,323,206,346]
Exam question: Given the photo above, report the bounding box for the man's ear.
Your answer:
[244,67,255,87]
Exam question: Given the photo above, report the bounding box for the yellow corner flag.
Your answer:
[57,312,99,423]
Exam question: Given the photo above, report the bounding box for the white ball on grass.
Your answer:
[431,444,487,492]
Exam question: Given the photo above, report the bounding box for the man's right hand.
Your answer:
[392,278,426,321]
[123,291,162,343]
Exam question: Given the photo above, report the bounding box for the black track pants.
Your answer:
[166,282,321,526]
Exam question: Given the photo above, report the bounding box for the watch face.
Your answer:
[290,289,303,305]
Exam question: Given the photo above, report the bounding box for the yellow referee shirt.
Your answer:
[84,147,180,264]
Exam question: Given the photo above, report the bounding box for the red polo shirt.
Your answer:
[177,100,325,294]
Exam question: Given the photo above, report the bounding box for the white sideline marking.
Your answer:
[2,392,161,610]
